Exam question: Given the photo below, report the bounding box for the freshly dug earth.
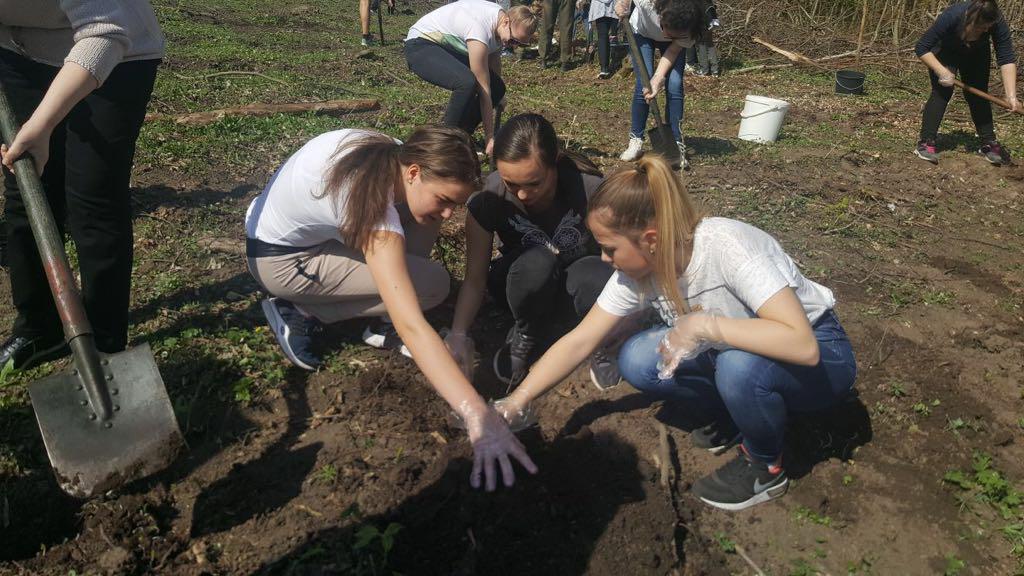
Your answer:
[2,5,1024,576]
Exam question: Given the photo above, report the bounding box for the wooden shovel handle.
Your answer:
[952,79,1023,115]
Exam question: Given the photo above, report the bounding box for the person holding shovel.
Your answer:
[615,0,704,166]
[0,1,164,370]
[914,0,1019,166]
[445,113,617,391]
[488,155,857,510]
[246,125,538,491]
[404,0,538,157]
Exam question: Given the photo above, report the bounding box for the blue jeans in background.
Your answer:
[617,310,857,464]
[629,33,685,142]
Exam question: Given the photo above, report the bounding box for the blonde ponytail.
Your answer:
[589,154,705,319]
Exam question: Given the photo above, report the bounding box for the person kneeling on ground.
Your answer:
[245,125,537,490]
[404,0,538,157]
[445,113,616,391]
[491,155,858,510]
[914,0,1019,166]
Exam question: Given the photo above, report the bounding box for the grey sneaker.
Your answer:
[915,140,939,163]
[676,140,690,170]
[979,141,1008,166]
[589,348,622,391]
[493,323,536,389]
[261,298,322,371]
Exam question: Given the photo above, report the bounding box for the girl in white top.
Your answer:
[245,125,537,492]
[492,155,857,511]
[404,0,537,157]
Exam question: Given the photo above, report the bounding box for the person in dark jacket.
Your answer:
[913,0,1019,166]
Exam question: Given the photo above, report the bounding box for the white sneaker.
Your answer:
[619,136,644,161]
[676,140,690,170]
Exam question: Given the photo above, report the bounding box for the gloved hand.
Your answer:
[444,330,475,380]
[937,68,955,87]
[491,397,538,432]
[460,400,539,491]
[656,311,723,379]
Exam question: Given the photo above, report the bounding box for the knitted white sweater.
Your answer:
[0,0,165,84]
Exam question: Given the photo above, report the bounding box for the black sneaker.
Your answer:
[0,334,69,371]
[597,70,612,80]
[690,420,742,454]
[692,447,789,511]
[362,318,412,358]
[589,348,621,391]
[261,298,322,371]
[493,324,536,388]
[979,140,1008,166]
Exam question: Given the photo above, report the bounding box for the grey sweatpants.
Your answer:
[247,204,450,324]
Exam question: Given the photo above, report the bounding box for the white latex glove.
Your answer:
[461,402,539,491]
[491,397,538,432]
[937,68,955,87]
[444,330,475,380]
[656,311,723,379]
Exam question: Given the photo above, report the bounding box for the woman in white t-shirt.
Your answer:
[404,0,537,157]
[491,155,857,511]
[245,125,537,491]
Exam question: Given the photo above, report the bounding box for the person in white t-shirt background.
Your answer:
[489,155,857,511]
[404,0,538,157]
[245,125,538,492]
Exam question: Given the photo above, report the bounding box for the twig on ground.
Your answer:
[172,70,290,86]
[734,544,766,576]
[656,422,673,488]
[380,68,412,85]
[145,99,381,126]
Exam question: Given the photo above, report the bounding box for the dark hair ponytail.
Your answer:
[493,113,602,177]
[323,126,479,250]
[963,0,1000,43]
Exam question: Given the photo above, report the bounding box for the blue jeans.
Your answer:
[617,311,857,464]
[629,34,685,141]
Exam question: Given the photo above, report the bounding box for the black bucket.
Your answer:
[835,69,865,95]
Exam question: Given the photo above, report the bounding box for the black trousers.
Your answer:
[0,48,158,352]
[594,17,617,73]
[487,248,614,338]
[919,55,994,143]
[404,39,506,136]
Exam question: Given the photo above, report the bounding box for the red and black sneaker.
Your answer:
[914,140,938,164]
[692,445,788,511]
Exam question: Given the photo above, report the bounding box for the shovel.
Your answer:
[0,81,183,499]
[621,20,682,168]
[951,79,1024,116]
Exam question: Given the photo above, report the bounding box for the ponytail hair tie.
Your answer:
[634,161,647,175]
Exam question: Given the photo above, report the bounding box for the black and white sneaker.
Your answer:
[589,348,621,391]
[261,298,322,371]
[493,323,536,389]
[362,318,412,358]
[690,419,742,455]
[692,447,788,511]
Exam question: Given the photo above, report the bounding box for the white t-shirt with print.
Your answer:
[407,0,504,55]
[629,0,667,42]
[596,217,835,330]
[245,129,404,248]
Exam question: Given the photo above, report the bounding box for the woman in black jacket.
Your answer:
[913,0,1019,166]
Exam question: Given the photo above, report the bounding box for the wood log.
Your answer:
[146,99,380,125]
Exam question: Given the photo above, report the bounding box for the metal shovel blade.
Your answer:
[647,124,682,168]
[28,343,184,499]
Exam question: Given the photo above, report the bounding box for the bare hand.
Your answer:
[644,74,665,102]
[464,403,538,491]
[1007,94,1021,113]
[937,68,955,87]
[485,138,494,158]
[0,118,51,175]
[614,0,631,19]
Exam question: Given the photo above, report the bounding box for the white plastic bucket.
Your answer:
[737,95,790,143]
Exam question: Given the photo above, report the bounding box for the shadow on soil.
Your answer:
[261,430,651,576]
[686,136,738,158]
